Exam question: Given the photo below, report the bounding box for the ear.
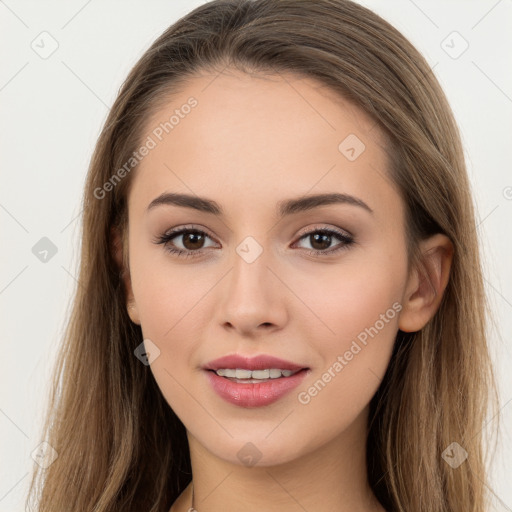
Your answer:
[398,233,454,333]
[111,224,141,325]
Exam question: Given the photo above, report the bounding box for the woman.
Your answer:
[26,1,499,511]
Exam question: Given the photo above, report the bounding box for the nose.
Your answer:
[216,240,288,337]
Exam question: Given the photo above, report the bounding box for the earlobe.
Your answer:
[127,301,141,325]
[398,233,454,333]
[110,225,141,325]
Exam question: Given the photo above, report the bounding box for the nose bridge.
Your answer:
[228,234,275,301]
[218,233,286,330]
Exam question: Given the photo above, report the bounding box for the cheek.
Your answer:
[130,254,206,418]
[292,250,404,413]
[129,238,205,336]
[292,247,405,344]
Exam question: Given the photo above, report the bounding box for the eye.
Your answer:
[153,225,218,259]
[293,226,354,257]
[153,224,355,259]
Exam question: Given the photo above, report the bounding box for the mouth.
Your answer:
[203,354,310,407]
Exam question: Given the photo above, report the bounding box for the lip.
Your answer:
[203,354,306,372]
[203,354,310,408]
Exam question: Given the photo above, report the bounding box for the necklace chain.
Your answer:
[189,482,195,511]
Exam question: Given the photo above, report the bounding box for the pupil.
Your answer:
[311,233,330,250]
[184,232,204,250]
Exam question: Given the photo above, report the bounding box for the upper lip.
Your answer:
[203,354,308,372]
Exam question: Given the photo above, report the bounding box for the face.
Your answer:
[123,69,411,467]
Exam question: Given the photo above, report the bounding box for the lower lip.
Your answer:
[205,369,309,408]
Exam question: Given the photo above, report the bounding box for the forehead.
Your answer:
[128,69,397,219]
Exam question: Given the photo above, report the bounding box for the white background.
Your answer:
[1,1,511,510]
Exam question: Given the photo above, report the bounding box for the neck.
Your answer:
[183,407,384,512]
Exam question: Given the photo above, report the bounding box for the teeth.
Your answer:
[235,369,252,379]
[252,369,270,379]
[215,368,299,379]
[216,369,236,378]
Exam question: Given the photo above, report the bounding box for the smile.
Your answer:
[214,368,301,381]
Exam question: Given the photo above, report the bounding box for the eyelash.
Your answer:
[153,224,355,259]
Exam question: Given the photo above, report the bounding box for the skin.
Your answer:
[113,69,453,512]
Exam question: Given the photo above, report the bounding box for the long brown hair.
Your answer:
[26,1,500,510]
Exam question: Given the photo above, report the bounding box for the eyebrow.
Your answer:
[146,191,373,217]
